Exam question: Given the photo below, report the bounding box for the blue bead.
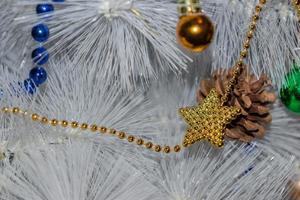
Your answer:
[244,142,257,155]
[52,0,64,2]
[24,79,37,94]
[32,47,49,65]
[36,4,54,14]
[242,166,254,176]
[29,67,48,85]
[32,24,49,42]
[0,89,3,99]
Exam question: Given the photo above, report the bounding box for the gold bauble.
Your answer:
[290,178,300,200]
[176,13,214,52]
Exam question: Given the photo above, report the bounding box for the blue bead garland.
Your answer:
[22,1,64,94]
[20,0,66,94]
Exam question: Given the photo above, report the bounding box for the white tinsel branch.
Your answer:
[157,143,294,200]
[0,140,163,200]
[0,0,31,68]
[209,0,300,89]
[11,0,191,91]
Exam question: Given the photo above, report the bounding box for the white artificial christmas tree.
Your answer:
[0,0,300,200]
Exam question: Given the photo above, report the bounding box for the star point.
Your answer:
[179,89,241,148]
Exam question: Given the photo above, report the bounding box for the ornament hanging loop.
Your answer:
[177,0,201,16]
[100,0,134,18]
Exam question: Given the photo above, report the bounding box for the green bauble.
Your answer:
[280,67,300,114]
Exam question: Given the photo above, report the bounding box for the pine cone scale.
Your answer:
[240,95,252,109]
[249,104,269,115]
[250,92,276,103]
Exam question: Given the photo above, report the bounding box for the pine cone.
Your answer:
[197,68,276,143]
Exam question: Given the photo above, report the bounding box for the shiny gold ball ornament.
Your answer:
[176,13,214,52]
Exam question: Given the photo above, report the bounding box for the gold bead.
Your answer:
[240,49,248,58]
[61,120,68,127]
[118,132,126,139]
[249,23,256,31]
[154,145,162,152]
[250,21,257,27]
[255,5,262,13]
[145,142,153,149]
[41,117,48,124]
[217,142,224,148]
[12,107,20,114]
[71,121,79,128]
[176,13,214,52]
[32,114,39,121]
[233,70,239,77]
[99,126,107,133]
[90,125,98,132]
[50,119,58,126]
[247,31,254,39]
[243,42,250,49]
[244,39,251,47]
[174,145,181,152]
[109,129,117,134]
[182,141,189,147]
[252,14,259,21]
[136,139,144,145]
[236,65,242,73]
[80,123,88,130]
[229,79,236,85]
[164,146,171,153]
[259,0,266,4]
[2,107,9,113]
[127,135,135,143]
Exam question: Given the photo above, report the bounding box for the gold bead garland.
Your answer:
[178,0,267,148]
[220,0,266,106]
[0,0,268,153]
[2,107,180,154]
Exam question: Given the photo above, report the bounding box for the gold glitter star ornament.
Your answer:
[179,89,241,148]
